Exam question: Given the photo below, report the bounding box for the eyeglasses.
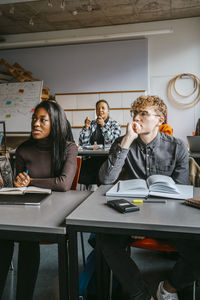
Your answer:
[130,110,161,119]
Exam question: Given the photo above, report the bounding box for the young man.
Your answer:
[99,96,200,300]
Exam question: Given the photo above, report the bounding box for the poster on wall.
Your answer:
[0,81,43,132]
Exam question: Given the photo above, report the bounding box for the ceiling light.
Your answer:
[72,10,78,15]
[87,5,92,12]
[60,0,65,9]
[9,6,15,14]
[48,0,53,7]
[1,0,39,4]
[29,17,34,26]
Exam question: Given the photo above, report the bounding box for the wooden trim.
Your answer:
[56,90,146,96]
[64,107,131,112]
[72,125,127,128]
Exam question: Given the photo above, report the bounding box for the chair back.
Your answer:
[189,157,200,187]
[131,238,177,252]
[71,156,82,190]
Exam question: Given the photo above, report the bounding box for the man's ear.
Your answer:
[157,116,165,127]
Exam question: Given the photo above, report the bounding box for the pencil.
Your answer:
[133,199,167,204]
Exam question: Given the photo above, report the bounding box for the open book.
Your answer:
[0,186,52,195]
[106,175,193,200]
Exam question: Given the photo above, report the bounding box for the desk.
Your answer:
[78,148,110,157]
[66,185,200,300]
[0,190,90,300]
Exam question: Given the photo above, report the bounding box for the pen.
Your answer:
[133,199,167,204]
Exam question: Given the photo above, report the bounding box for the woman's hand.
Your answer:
[14,172,31,188]
[84,117,91,129]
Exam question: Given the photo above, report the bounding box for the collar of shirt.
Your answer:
[136,132,160,153]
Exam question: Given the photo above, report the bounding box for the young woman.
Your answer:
[0,100,78,300]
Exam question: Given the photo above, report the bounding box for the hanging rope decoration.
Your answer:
[167,73,200,109]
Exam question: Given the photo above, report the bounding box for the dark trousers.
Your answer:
[98,234,151,300]
[79,156,106,186]
[0,240,40,300]
[98,234,200,300]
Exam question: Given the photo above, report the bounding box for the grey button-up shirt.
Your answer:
[99,132,189,185]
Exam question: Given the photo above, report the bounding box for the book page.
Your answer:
[118,179,147,192]
[0,187,25,195]
[25,186,51,194]
[147,175,180,194]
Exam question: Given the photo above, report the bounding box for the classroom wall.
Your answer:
[0,17,199,143]
[0,39,148,93]
[148,17,200,143]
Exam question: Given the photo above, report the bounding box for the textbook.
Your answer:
[106,175,193,200]
[0,186,52,195]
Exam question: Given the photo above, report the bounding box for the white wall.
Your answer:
[148,17,200,143]
[0,17,199,143]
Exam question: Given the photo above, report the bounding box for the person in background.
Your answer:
[78,99,121,187]
[0,100,77,300]
[79,99,121,146]
[98,95,197,300]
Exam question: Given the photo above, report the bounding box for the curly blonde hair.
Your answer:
[131,95,167,120]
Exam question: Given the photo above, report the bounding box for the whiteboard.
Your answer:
[0,81,43,132]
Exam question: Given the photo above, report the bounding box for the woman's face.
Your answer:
[31,107,51,139]
[96,101,109,121]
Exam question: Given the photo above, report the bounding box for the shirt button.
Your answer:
[146,154,149,157]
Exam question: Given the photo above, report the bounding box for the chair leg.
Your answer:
[80,232,86,268]
[10,260,14,271]
[109,270,113,300]
[193,281,196,300]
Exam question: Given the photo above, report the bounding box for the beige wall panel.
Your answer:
[123,109,132,125]
[122,92,144,108]
[76,94,99,109]
[99,93,122,108]
[65,111,73,124]
[56,95,77,109]
[109,110,123,126]
[72,110,95,127]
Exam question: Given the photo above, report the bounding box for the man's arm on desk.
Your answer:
[99,137,129,184]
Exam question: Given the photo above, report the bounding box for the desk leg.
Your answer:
[96,234,110,300]
[68,228,79,300]
[58,235,69,300]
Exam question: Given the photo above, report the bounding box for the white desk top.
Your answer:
[0,190,90,234]
[66,186,200,237]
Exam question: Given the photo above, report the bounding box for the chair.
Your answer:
[71,156,82,190]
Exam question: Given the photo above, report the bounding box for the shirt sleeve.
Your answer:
[79,126,92,146]
[99,139,129,184]
[100,120,121,144]
[31,143,78,191]
[171,140,189,185]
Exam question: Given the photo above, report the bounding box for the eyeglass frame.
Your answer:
[130,109,162,119]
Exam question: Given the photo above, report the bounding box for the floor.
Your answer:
[2,233,177,300]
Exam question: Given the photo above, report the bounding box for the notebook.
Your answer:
[187,136,200,153]
[0,193,49,206]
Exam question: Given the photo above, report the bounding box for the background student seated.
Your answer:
[0,100,77,300]
[78,99,121,187]
[98,95,198,300]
